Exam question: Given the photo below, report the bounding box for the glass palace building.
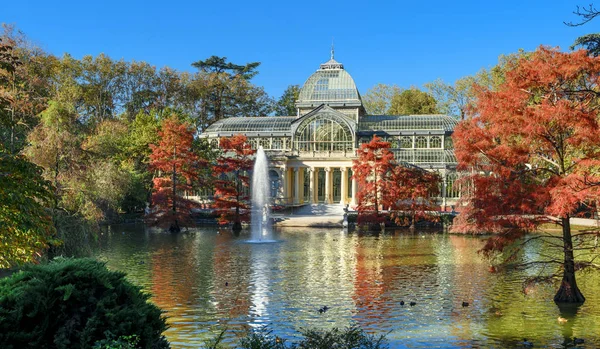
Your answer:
[199,56,460,209]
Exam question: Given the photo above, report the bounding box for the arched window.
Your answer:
[415,136,427,148]
[272,138,283,150]
[400,136,412,148]
[430,136,442,148]
[294,114,353,151]
[259,138,270,149]
[388,137,399,148]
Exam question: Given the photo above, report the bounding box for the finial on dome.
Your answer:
[331,38,335,60]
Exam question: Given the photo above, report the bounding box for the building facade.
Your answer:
[199,55,460,209]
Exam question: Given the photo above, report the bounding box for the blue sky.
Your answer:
[1,1,595,98]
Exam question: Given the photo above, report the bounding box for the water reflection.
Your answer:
[95,225,600,348]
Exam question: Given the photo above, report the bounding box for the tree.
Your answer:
[148,116,201,232]
[353,136,440,230]
[0,148,56,267]
[566,4,600,56]
[352,136,396,230]
[362,83,402,115]
[425,78,475,120]
[388,165,440,228]
[388,88,439,115]
[188,56,272,127]
[274,84,300,116]
[0,34,52,153]
[452,46,600,304]
[213,135,254,231]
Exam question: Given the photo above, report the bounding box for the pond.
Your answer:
[94,225,600,348]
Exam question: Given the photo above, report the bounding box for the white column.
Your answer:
[351,174,357,206]
[280,166,288,205]
[311,167,319,204]
[293,167,300,205]
[309,167,315,204]
[442,172,447,211]
[340,167,348,205]
[325,167,332,204]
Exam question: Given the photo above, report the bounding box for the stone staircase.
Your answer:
[291,203,346,216]
[273,203,346,228]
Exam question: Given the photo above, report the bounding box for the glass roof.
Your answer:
[297,59,362,106]
[202,117,295,134]
[359,115,458,132]
[392,149,457,166]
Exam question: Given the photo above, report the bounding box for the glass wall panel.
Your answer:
[415,136,427,149]
[333,169,341,202]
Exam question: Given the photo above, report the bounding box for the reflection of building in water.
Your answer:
[196,53,460,209]
[248,247,271,326]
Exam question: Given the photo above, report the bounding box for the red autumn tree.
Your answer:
[148,116,202,232]
[213,134,255,231]
[352,136,396,229]
[389,165,440,228]
[452,46,600,303]
[352,136,440,230]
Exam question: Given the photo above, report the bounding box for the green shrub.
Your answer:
[296,327,388,349]
[0,258,169,349]
[205,326,387,349]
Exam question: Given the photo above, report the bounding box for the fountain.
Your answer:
[249,147,275,242]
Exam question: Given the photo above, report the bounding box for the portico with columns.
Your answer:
[278,164,355,205]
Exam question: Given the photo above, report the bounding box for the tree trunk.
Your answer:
[554,216,585,304]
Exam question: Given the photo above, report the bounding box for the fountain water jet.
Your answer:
[249,147,275,242]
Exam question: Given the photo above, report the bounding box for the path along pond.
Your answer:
[94,225,600,348]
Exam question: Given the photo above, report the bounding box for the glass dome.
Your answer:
[297,58,362,107]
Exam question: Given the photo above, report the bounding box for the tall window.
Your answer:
[415,136,427,148]
[400,136,412,148]
[295,114,353,151]
[430,136,442,148]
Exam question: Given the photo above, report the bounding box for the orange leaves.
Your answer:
[454,46,600,235]
[147,116,201,229]
[212,135,255,225]
[352,136,440,227]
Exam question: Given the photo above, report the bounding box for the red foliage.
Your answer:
[213,135,255,226]
[352,136,440,227]
[148,117,202,230]
[388,165,440,225]
[452,46,600,239]
[452,47,600,302]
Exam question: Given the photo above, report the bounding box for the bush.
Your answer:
[296,327,388,349]
[206,326,387,349]
[0,258,169,349]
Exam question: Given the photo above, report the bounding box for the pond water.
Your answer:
[94,225,600,348]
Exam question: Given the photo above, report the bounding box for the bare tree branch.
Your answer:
[565,4,600,27]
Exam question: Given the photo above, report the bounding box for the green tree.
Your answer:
[388,88,439,115]
[274,84,300,115]
[0,148,56,267]
[0,31,53,153]
[362,83,402,115]
[425,78,475,120]
[188,56,272,129]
